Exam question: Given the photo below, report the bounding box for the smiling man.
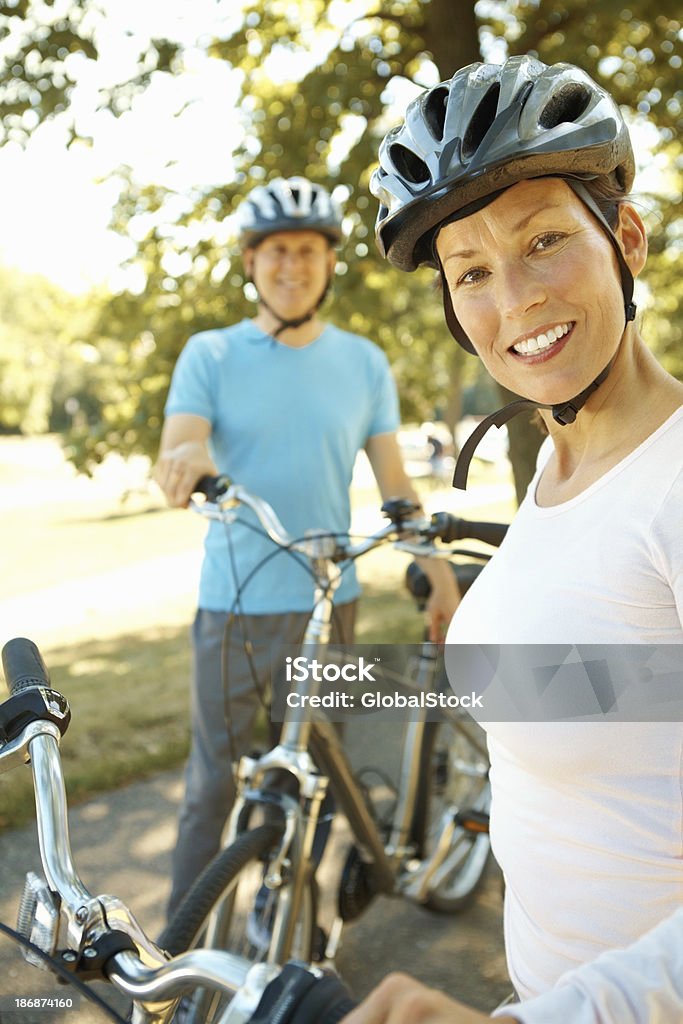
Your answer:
[154,176,459,924]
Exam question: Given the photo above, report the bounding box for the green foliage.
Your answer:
[0,0,180,144]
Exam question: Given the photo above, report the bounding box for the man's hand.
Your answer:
[154,440,217,508]
[341,973,517,1024]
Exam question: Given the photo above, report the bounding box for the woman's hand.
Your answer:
[417,558,462,642]
[341,973,517,1024]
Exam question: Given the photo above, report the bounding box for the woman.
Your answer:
[344,56,683,1023]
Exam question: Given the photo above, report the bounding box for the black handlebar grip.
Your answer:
[431,512,508,548]
[2,638,51,696]
[193,474,231,502]
[249,963,356,1024]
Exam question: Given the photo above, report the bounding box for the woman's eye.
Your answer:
[457,267,488,286]
[533,232,565,252]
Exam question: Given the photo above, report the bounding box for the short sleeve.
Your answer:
[164,332,218,423]
[366,350,400,438]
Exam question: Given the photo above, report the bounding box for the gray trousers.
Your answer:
[168,602,357,918]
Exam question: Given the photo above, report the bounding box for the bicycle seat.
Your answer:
[405,560,484,607]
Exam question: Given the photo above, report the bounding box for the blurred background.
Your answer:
[0,0,680,492]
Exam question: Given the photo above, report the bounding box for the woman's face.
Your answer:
[436,179,642,405]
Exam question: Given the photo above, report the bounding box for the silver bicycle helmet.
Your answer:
[372,56,634,274]
[237,176,343,249]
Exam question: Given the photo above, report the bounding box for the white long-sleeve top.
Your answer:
[448,405,683,1001]
[494,907,683,1023]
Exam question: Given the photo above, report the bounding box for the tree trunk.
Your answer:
[496,385,545,504]
[422,0,481,72]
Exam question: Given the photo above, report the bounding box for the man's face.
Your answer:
[244,230,336,319]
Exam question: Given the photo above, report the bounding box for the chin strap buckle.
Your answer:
[551,404,578,426]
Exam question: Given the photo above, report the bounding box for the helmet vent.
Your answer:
[462,83,500,159]
[423,86,449,141]
[539,83,591,128]
[389,143,431,185]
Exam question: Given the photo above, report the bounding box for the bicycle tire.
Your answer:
[161,822,317,1024]
[411,715,491,913]
[160,823,281,953]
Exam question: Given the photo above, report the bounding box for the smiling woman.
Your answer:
[341,55,683,1024]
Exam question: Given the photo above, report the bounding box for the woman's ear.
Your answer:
[616,203,648,278]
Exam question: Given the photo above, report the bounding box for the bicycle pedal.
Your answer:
[454,808,490,834]
[17,872,60,970]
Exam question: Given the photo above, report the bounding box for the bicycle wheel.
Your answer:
[160,823,316,1023]
[411,714,491,912]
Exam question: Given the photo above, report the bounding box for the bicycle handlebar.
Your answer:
[427,511,508,548]
[191,474,508,561]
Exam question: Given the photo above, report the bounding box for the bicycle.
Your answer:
[157,477,507,1021]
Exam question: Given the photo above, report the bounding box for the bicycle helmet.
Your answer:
[370,57,638,487]
[237,176,343,249]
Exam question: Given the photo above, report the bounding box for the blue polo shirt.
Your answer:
[165,319,400,613]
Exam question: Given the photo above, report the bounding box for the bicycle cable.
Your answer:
[217,517,352,793]
[0,921,128,1024]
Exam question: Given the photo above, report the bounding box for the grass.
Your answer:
[0,438,515,830]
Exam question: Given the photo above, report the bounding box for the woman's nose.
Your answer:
[497,262,547,319]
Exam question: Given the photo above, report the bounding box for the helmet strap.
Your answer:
[254,275,333,340]
[451,360,614,490]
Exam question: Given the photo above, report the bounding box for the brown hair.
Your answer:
[577,172,630,230]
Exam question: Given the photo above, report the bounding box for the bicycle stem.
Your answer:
[279,550,342,754]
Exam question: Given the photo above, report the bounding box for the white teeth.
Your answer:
[513,323,570,355]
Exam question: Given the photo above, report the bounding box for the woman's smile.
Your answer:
[509,321,575,362]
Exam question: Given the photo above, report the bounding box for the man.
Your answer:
[154,176,459,919]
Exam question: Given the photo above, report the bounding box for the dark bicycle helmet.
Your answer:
[370,57,638,487]
[237,176,343,249]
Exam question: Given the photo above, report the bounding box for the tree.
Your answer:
[0,264,97,434]
[2,1,681,499]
